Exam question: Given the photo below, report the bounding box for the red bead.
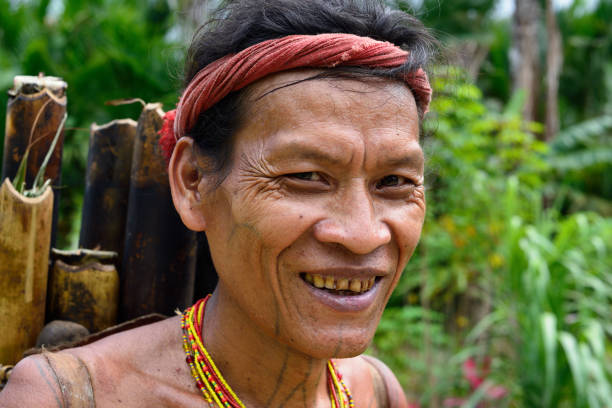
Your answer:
[186,355,194,364]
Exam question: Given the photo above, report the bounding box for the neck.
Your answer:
[201,284,332,408]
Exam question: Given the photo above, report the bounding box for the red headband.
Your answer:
[160,33,432,162]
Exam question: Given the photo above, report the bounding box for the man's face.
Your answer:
[201,70,425,358]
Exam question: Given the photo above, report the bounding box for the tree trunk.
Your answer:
[453,41,490,82]
[545,0,563,141]
[511,0,541,123]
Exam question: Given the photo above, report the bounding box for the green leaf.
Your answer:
[559,332,586,406]
[26,112,67,197]
[541,313,557,408]
[12,147,29,195]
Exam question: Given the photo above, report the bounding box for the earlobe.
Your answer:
[168,137,208,232]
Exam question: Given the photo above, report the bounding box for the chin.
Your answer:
[280,321,379,360]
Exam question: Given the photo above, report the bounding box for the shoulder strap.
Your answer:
[42,352,95,408]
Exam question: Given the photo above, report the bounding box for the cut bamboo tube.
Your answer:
[46,249,119,333]
[120,103,196,321]
[0,179,53,365]
[79,119,137,261]
[1,75,67,246]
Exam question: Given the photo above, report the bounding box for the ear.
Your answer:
[168,137,208,232]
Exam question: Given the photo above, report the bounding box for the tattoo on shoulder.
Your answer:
[33,357,65,408]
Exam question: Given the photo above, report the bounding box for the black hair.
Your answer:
[183,0,437,176]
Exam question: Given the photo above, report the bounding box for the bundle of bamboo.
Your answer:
[0,74,206,365]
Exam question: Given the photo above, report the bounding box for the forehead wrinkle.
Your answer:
[244,71,414,127]
[263,135,355,168]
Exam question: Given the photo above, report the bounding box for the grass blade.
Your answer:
[30,112,67,195]
[11,148,30,194]
[541,313,557,407]
[559,332,586,406]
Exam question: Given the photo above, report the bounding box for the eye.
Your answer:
[288,172,323,182]
[376,175,412,189]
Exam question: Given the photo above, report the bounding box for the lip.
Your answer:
[301,274,382,313]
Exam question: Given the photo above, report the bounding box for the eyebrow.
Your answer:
[264,141,353,167]
[378,150,424,169]
[264,139,424,169]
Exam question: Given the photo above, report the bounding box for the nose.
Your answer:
[313,185,391,255]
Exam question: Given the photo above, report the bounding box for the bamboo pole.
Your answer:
[119,103,197,321]
[0,179,53,365]
[79,119,137,260]
[46,249,119,333]
[1,75,67,246]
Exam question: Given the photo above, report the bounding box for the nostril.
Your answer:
[313,218,391,255]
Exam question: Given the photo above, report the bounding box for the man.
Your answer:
[0,1,435,406]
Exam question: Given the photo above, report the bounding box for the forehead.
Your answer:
[243,69,418,126]
[234,70,421,158]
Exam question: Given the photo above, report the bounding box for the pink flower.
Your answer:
[443,357,508,408]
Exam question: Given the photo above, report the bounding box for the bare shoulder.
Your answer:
[337,355,409,408]
[0,316,193,407]
[68,315,193,406]
[0,354,65,407]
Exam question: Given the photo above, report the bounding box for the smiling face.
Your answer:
[183,70,425,358]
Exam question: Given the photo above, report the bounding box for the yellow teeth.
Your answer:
[350,279,362,292]
[337,279,349,290]
[304,274,376,293]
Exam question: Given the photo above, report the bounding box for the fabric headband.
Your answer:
[159,33,432,162]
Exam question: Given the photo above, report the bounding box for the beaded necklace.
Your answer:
[181,296,355,408]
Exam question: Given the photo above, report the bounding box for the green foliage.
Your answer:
[548,114,612,214]
[493,202,612,408]
[372,68,612,407]
[389,0,497,40]
[557,0,612,125]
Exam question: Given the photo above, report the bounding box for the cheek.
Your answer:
[218,191,319,274]
[391,203,425,270]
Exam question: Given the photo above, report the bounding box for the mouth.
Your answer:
[299,272,383,313]
[300,273,379,295]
